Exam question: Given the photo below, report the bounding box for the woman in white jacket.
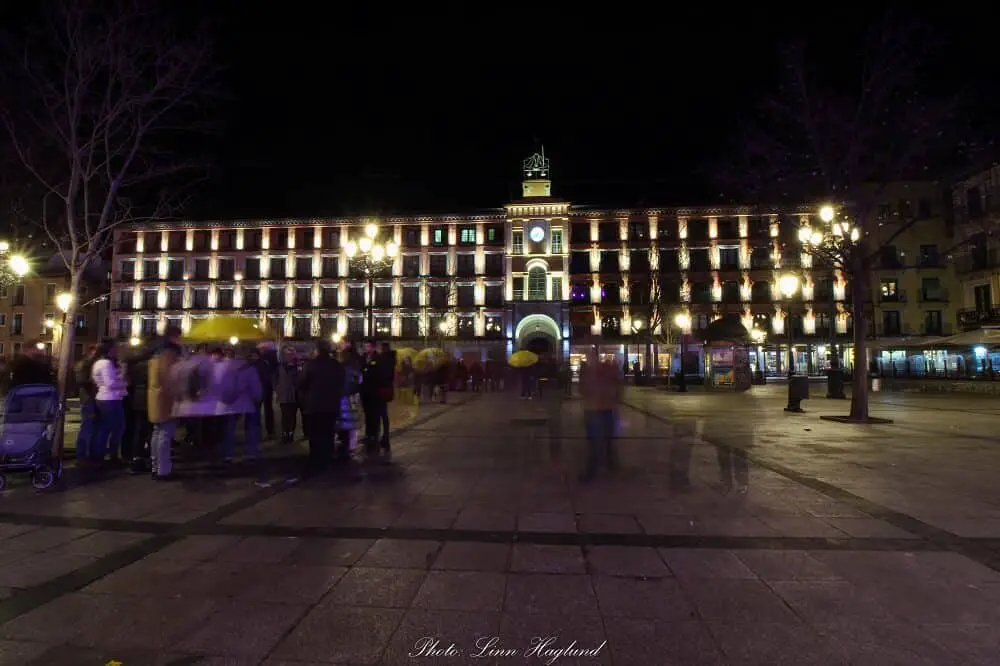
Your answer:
[90,340,128,464]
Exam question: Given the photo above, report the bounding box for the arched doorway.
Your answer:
[515,314,561,357]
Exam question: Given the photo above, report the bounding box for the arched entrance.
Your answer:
[515,314,561,357]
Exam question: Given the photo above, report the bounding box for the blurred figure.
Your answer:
[172,344,220,452]
[470,360,483,392]
[361,339,393,459]
[148,326,182,480]
[715,444,749,495]
[254,343,277,440]
[579,349,623,482]
[124,335,159,473]
[336,346,364,463]
[215,344,263,469]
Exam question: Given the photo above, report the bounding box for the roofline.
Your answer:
[122,203,822,231]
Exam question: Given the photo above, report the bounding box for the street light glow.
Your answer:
[9,254,29,277]
[810,231,823,245]
[358,236,373,253]
[779,273,800,298]
[674,312,691,329]
[386,241,399,258]
[56,292,72,312]
[797,226,812,243]
[332,332,342,344]
[438,320,448,333]
[819,205,835,223]
[0,241,9,252]
[371,244,385,262]
[129,336,141,347]
[750,327,766,343]
[365,223,378,239]
[229,336,239,345]
[345,240,358,257]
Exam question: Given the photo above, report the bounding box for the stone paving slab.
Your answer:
[0,390,996,663]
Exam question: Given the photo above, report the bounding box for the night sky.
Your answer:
[184,7,998,219]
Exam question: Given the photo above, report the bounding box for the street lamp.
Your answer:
[9,254,29,278]
[778,273,800,378]
[799,205,861,400]
[674,312,691,392]
[344,223,399,338]
[750,327,766,383]
[630,318,645,384]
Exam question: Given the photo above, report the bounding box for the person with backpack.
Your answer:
[214,344,263,469]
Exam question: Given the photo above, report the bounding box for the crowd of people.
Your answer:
[70,330,397,481]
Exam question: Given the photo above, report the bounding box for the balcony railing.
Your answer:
[958,308,1000,329]
[878,290,906,303]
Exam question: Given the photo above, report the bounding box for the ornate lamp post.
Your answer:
[344,223,399,338]
[799,205,860,399]
[778,273,804,411]
[673,312,691,392]
[750,326,766,382]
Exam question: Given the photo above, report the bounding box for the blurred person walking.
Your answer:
[578,349,623,482]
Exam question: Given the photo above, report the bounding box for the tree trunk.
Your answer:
[848,249,870,421]
[52,271,82,458]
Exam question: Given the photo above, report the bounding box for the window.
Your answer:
[348,317,364,336]
[599,251,619,273]
[168,259,184,281]
[244,230,262,251]
[919,245,939,267]
[269,286,286,308]
[527,267,546,300]
[295,256,313,279]
[432,228,445,246]
[293,317,311,338]
[719,248,739,270]
[321,287,338,307]
[485,254,503,276]
[13,285,25,306]
[457,316,474,338]
[348,286,364,308]
[13,312,24,334]
[880,279,899,300]
[459,227,476,244]
[142,289,157,309]
[598,222,617,242]
[271,228,288,250]
[485,284,503,306]
[374,286,392,308]
[551,277,563,301]
[921,277,944,301]
[193,289,209,309]
[628,221,647,240]
[512,231,523,254]
[456,254,475,276]
[880,246,901,268]
[117,289,134,309]
[0,314,5,326]
[141,259,158,280]
[429,254,447,277]
[45,284,56,304]
[217,288,234,309]
[243,288,259,308]
[570,252,589,274]
[486,226,501,244]
[402,286,419,307]
[882,310,901,336]
[194,258,210,280]
[571,223,590,243]
[295,286,312,308]
[402,255,420,277]
[218,258,236,280]
[116,318,131,338]
[403,227,419,247]
[430,284,449,307]
[218,230,236,250]
[457,285,474,306]
[512,277,524,300]
[270,258,286,279]
[551,230,563,254]
[302,228,315,249]
[485,314,503,336]
[322,256,339,278]
[324,227,341,249]
[402,316,420,337]
[924,310,943,335]
[167,289,183,309]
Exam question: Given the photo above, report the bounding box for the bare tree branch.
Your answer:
[0,0,220,456]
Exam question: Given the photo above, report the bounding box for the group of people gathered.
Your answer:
[72,329,397,481]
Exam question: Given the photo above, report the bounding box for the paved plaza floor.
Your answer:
[0,386,997,664]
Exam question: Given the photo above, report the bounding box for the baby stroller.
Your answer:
[0,384,63,490]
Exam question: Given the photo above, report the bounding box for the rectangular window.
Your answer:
[432,228,445,246]
[12,314,23,335]
[116,318,131,338]
[551,230,563,254]
[487,227,498,243]
[512,231,524,254]
[459,227,476,244]
[551,277,563,301]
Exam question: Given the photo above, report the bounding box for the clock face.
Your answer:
[529,226,545,243]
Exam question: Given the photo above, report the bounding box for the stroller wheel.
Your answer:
[31,466,55,490]
[0,474,6,491]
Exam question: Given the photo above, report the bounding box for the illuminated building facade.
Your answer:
[109,156,956,371]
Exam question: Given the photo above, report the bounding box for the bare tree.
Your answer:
[722,17,974,421]
[1,0,217,454]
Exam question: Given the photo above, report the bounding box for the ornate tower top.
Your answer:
[522,148,550,179]
[521,147,552,198]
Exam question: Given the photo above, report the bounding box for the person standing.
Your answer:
[578,349,623,482]
[254,344,277,440]
[275,346,300,444]
[297,339,344,476]
[361,339,391,459]
[335,347,364,464]
[91,340,128,465]
[147,327,181,480]
[73,345,99,465]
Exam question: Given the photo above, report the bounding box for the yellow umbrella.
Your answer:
[185,316,269,343]
[509,350,539,368]
[395,347,418,367]
[414,347,447,372]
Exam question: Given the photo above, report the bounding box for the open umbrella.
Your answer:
[185,316,269,343]
[414,348,447,372]
[508,350,539,368]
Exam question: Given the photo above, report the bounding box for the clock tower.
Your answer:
[503,149,571,360]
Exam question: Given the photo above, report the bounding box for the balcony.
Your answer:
[918,289,949,303]
[958,308,1000,330]
[878,290,906,304]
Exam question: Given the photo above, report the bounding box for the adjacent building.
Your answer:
[109,154,959,375]
[951,164,1000,331]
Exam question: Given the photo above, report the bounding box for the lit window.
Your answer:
[487,228,497,242]
[512,231,524,254]
[527,266,546,300]
[460,228,475,244]
[433,229,444,245]
[551,230,563,254]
